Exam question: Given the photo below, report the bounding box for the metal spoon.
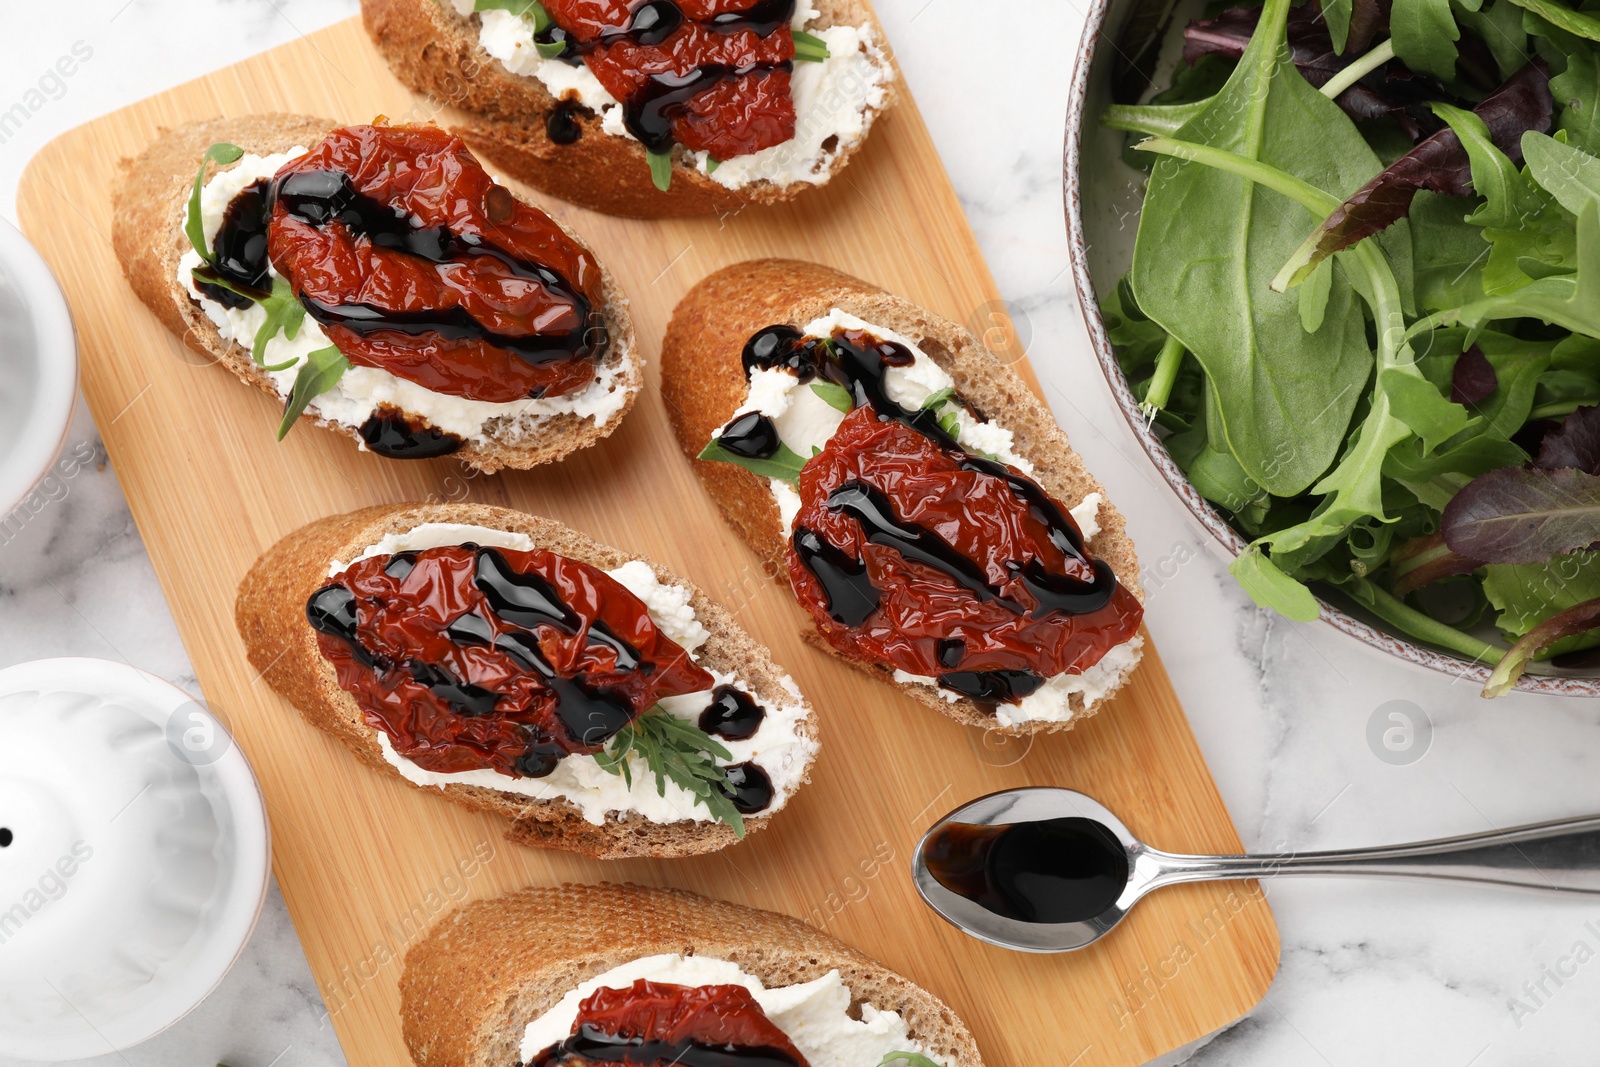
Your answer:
[913,787,1600,953]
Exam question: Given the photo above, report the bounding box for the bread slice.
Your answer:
[235,502,818,859]
[661,259,1146,735]
[361,0,898,218]
[402,882,984,1067]
[112,114,642,473]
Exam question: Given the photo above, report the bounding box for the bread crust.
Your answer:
[401,882,984,1067]
[660,259,1146,735]
[234,503,818,859]
[112,114,642,473]
[360,0,898,218]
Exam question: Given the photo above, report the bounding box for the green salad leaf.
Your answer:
[1129,0,1378,499]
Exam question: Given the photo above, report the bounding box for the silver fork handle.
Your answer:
[1139,816,1600,894]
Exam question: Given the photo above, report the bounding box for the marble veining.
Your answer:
[3,2,1600,1065]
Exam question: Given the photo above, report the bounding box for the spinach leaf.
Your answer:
[1102,99,1215,137]
[1275,64,1554,290]
[1391,0,1463,81]
[1411,192,1493,310]
[698,436,810,484]
[1130,0,1377,498]
[278,346,349,440]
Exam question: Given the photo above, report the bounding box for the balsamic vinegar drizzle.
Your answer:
[923,817,1129,925]
[193,178,273,306]
[720,761,775,814]
[533,0,798,155]
[307,548,654,777]
[739,324,1123,705]
[275,168,602,369]
[531,1024,801,1067]
[792,527,879,627]
[625,63,793,153]
[717,412,783,459]
[199,167,604,378]
[545,100,588,144]
[309,548,773,799]
[358,409,464,460]
[699,684,766,740]
[827,481,1023,611]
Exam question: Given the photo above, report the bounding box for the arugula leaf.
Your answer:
[1230,546,1323,621]
[186,143,244,262]
[277,345,349,440]
[877,1054,942,1067]
[253,276,308,371]
[1391,0,1462,82]
[811,381,854,413]
[699,435,811,484]
[706,157,721,174]
[793,29,831,63]
[594,706,745,836]
[1484,592,1600,695]
[647,149,673,192]
[1446,201,1600,337]
[474,0,549,22]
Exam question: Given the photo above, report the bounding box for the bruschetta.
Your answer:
[662,260,1146,735]
[362,0,898,217]
[235,503,818,858]
[113,115,640,471]
[402,882,984,1067]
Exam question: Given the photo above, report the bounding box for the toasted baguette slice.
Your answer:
[361,0,898,218]
[235,503,818,859]
[402,882,984,1067]
[113,114,641,473]
[661,259,1145,735]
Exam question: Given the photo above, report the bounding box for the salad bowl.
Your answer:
[1064,0,1600,696]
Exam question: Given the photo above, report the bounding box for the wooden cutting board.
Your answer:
[17,15,1277,1067]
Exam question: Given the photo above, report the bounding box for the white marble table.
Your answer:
[2,2,1598,1064]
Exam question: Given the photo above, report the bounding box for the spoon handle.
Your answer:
[1145,816,1600,894]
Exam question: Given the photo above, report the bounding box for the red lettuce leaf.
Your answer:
[1441,465,1600,564]
[1535,405,1600,475]
[1450,344,1499,405]
[1484,595,1600,697]
[1279,61,1553,289]
[1390,531,1485,596]
[1183,2,1471,139]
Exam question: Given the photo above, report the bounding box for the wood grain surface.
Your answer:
[17,16,1278,1067]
